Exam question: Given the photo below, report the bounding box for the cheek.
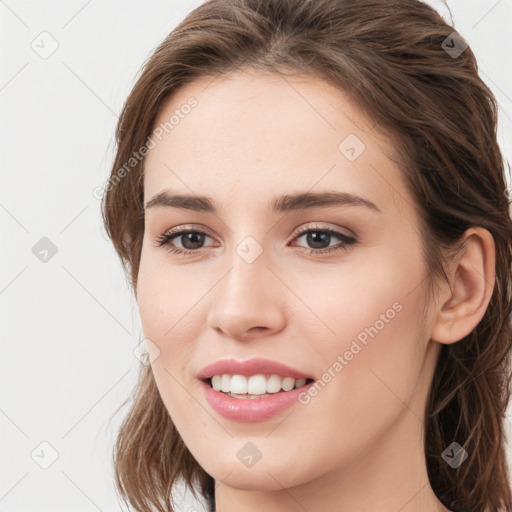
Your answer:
[136,247,200,365]
[293,249,423,351]
[136,253,205,427]
[287,289,428,480]
[300,246,428,415]
[306,270,428,439]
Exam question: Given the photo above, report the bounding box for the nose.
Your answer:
[206,247,287,341]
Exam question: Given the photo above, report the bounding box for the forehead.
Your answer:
[143,70,411,216]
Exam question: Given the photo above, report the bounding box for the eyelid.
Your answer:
[162,223,215,238]
[292,222,355,239]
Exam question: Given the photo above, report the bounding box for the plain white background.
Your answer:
[1,1,511,510]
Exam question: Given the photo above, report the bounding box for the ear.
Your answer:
[430,227,496,344]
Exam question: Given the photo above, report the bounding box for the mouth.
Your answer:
[201,375,316,399]
[199,374,316,421]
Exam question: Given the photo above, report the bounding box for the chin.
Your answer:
[212,469,294,492]
[203,456,313,492]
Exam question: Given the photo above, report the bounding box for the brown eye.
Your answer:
[156,229,214,255]
[292,226,357,256]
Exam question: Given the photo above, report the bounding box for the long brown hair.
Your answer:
[101,1,512,511]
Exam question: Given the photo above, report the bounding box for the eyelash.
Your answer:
[155,224,357,257]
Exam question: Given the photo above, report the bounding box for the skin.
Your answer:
[137,69,495,512]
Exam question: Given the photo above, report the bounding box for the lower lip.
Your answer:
[200,380,314,422]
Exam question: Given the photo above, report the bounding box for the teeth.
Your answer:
[247,374,266,394]
[226,392,271,399]
[210,374,308,394]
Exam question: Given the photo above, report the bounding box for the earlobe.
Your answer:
[430,227,496,345]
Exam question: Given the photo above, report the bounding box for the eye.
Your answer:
[291,224,357,256]
[155,224,357,257]
[156,227,215,255]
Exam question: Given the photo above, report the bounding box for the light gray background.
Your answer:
[1,1,511,510]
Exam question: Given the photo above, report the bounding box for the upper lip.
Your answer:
[197,358,315,381]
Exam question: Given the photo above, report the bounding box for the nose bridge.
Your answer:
[218,241,271,312]
[207,236,285,338]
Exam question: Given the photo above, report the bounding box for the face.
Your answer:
[137,69,442,491]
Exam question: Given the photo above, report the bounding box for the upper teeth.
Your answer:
[210,374,307,394]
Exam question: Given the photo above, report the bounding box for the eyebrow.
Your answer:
[144,190,381,214]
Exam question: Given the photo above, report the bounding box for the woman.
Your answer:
[102,1,512,511]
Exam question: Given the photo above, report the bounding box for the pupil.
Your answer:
[307,231,330,249]
[182,232,204,250]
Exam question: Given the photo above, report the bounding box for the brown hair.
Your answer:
[101,1,512,511]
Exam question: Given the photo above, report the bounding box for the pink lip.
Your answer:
[196,357,314,380]
[197,358,315,422]
[199,380,314,422]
